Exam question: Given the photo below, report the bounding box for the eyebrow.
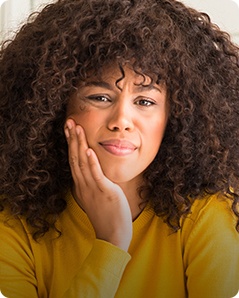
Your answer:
[83,81,113,90]
[134,84,162,93]
[83,81,162,93]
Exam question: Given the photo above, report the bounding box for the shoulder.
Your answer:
[182,192,236,226]
[181,192,239,250]
[0,206,31,241]
[180,193,239,297]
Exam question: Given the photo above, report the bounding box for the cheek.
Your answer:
[148,119,167,143]
[74,112,101,145]
[67,107,92,127]
[66,97,89,119]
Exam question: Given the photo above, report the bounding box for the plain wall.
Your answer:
[1,0,239,44]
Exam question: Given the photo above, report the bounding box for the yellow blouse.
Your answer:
[0,192,239,298]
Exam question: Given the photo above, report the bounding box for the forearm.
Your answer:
[63,239,131,298]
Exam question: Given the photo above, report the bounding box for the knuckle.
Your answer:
[68,134,75,142]
[78,161,86,171]
[94,175,103,183]
[69,155,78,166]
[69,156,87,171]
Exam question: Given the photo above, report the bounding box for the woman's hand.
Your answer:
[64,119,133,251]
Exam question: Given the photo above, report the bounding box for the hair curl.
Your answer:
[1,0,239,239]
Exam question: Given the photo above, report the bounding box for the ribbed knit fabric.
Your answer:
[0,192,239,298]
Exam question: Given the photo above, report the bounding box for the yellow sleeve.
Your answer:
[63,239,131,298]
[0,213,38,298]
[183,195,239,298]
[0,210,131,298]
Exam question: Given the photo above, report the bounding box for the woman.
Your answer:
[0,0,239,297]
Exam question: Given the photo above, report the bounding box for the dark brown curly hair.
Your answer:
[1,0,239,239]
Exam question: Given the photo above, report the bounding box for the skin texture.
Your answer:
[65,65,168,250]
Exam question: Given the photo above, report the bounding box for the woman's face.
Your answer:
[66,65,169,185]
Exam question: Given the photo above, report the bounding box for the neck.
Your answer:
[117,179,147,221]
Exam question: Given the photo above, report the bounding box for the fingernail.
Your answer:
[86,149,91,157]
[76,126,81,135]
[67,121,72,130]
[65,127,70,138]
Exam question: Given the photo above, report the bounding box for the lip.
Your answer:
[99,139,137,156]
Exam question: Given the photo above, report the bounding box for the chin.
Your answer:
[103,169,141,186]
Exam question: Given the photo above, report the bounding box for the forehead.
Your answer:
[77,65,167,98]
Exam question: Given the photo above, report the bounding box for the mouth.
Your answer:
[99,139,137,156]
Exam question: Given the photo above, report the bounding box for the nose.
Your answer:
[107,99,134,132]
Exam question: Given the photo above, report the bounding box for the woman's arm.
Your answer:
[183,195,239,298]
[64,119,133,251]
[0,213,38,298]
[62,239,131,298]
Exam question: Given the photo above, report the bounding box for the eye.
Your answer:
[135,98,155,106]
[86,95,111,102]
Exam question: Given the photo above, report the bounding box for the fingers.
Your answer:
[64,119,102,190]
[65,119,79,182]
[64,119,88,188]
[86,148,113,193]
[65,119,114,193]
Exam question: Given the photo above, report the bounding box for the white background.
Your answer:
[0,0,239,45]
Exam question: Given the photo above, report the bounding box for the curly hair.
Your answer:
[1,0,239,239]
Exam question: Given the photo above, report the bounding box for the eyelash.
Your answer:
[86,95,155,107]
[135,99,155,106]
[86,95,111,102]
